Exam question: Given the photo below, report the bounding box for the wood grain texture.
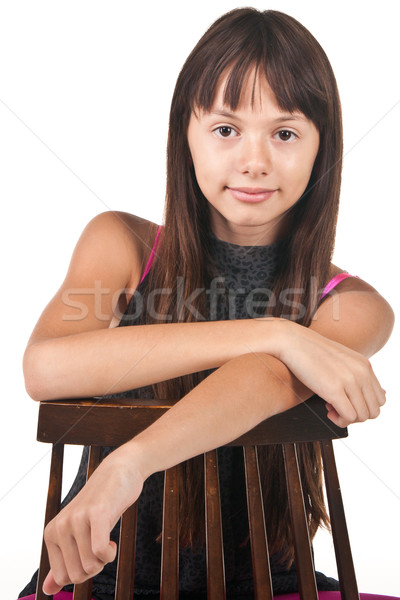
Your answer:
[283,443,318,600]
[36,443,64,600]
[160,466,179,600]
[35,394,354,599]
[115,502,138,600]
[204,450,226,600]
[243,446,273,600]
[37,395,347,447]
[320,439,359,600]
[73,446,102,600]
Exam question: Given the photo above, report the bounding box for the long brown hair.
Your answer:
[131,8,342,565]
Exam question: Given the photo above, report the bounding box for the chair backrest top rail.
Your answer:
[37,395,347,447]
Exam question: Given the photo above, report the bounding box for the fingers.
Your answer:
[91,520,118,565]
[344,379,370,423]
[326,362,387,427]
[42,541,70,593]
[44,511,116,590]
[345,362,386,423]
[65,523,104,583]
[325,404,345,428]
[326,390,357,428]
[44,522,72,592]
[361,380,384,420]
[43,569,63,596]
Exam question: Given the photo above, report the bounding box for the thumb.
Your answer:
[43,570,62,595]
[107,540,118,562]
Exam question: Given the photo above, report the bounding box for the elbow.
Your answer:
[23,344,51,401]
[371,296,396,356]
[384,300,395,341]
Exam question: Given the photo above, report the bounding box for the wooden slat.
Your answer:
[37,396,348,447]
[115,502,138,600]
[204,450,226,600]
[283,443,318,600]
[73,446,102,600]
[160,466,179,600]
[243,446,273,600]
[36,443,64,600]
[320,440,359,600]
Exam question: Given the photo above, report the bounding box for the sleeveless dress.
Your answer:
[19,229,347,599]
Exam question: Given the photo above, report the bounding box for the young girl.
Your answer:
[18,7,395,600]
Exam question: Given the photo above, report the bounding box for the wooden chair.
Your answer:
[34,395,359,600]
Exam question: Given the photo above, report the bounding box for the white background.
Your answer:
[0,1,399,598]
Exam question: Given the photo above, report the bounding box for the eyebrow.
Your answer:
[209,109,308,123]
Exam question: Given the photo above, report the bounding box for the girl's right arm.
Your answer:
[23,211,282,401]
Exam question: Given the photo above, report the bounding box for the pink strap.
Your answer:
[139,225,162,284]
[320,272,359,300]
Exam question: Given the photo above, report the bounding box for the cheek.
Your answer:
[192,162,216,200]
[283,150,317,190]
[193,149,223,191]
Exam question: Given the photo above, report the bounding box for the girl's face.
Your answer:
[187,71,320,246]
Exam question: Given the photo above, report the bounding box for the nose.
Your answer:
[237,135,272,177]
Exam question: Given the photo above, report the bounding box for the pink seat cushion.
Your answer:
[275,594,400,600]
[19,592,400,600]
[18,593,94,600]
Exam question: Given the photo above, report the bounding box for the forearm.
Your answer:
[41,314,387,595]
[122,351,313,480]
[23,318,283,401]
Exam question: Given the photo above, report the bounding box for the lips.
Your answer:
[226,187,277,203]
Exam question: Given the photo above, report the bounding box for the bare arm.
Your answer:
[123,281,396,477]
[23,211,282,400]
[43,285,394,593]
[24,319,283,400]
[24,212,394,407]
[33,213,395,592]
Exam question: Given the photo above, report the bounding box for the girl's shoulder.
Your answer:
[26,212,160,343]
[328,263,379,295]
[84,210,159,284]
[320,263,395,354]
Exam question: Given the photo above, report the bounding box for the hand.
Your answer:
[275,320,386,428]
[42,444,144,594]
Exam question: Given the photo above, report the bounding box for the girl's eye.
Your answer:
[275,130,297,142]
[215,126,237,138]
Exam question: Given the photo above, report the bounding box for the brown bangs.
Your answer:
[187,9,332,134]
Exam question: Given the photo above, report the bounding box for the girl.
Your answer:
[18,7,395,600]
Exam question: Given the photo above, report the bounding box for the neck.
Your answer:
[209,219,288,247]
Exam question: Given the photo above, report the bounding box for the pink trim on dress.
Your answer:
[320,272,359,300]
[139,225,162,284]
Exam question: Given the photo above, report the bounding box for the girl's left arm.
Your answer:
[42,280,394,594]
[116,279,396,474]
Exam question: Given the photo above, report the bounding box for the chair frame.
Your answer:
[34,395,360,600]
